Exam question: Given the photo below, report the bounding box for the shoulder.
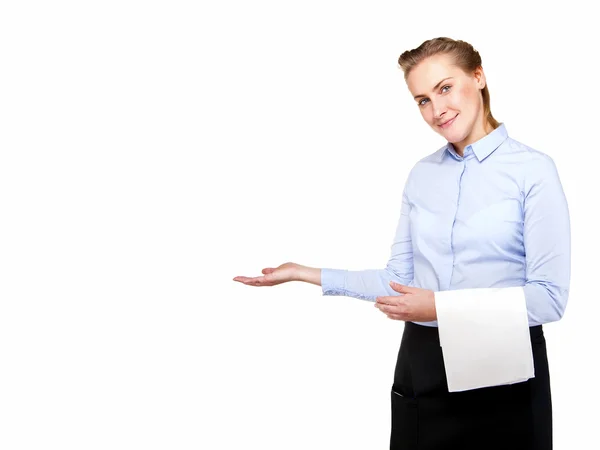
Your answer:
[401,144,447,189]
[408,144,448,175]
[503,137,562,195]
[503,136,557,170]
[419,143,448,164]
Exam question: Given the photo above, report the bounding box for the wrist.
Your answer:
[293,265,320,285]
[290,264,304,282]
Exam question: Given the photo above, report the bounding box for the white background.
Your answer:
[0,1,597,449]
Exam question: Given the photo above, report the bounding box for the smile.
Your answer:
[440,115,458,129]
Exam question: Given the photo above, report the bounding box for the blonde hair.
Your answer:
[398,37,500,130]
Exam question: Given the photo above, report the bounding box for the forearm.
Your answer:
[293,264,322,286]
[293,261,414,300]
[523,282,568,325]
[320,267,413,301]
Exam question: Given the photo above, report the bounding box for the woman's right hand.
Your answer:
[232,262,302,287]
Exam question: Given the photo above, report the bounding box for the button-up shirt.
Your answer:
[321,123,571,327]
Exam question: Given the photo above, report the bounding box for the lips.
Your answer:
[439,114,458,129]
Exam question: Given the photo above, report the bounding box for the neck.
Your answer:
[453,119,494,156]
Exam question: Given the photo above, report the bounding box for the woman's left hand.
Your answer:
[374,281,437,322]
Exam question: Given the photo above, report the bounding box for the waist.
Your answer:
[405,321,543,343]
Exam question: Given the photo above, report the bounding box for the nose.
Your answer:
[431,99,448,121]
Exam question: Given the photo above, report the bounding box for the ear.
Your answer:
[474,65,486,90]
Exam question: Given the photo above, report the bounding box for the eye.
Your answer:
[417,85,452,107]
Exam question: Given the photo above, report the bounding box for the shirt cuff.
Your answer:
[321,268,347,296]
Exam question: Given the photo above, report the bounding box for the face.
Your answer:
[406,53,490,154]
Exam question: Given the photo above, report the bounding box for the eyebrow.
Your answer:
[413,77,454,100]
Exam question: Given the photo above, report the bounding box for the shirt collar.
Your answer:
[443,122,509,162]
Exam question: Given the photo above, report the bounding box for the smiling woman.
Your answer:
[404,46,498,156]
[233,36,569,450]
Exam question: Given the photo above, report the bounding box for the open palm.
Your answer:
[232,262,299,287]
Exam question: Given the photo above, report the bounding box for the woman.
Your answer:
[233,37,570,450]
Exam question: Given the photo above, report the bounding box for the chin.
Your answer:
[441,130,465,143]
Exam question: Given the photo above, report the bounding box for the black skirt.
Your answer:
[390,321,552,450]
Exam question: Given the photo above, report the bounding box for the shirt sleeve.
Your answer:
[521,153,571,325]
[434,154,571,327]
[321,185,414,301]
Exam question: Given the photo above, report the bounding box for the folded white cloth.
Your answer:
[434,286,535,392]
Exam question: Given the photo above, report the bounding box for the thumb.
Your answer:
[390,281,410,293]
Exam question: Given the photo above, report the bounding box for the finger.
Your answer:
[262,268,276,274]
[375,302,400,314]
[389,281,412,294]
[375,300,408,315]
[386,313,407,321]
[375,296,404,306]
[375,304,406,320]
[233,276,267,286]
[375,296,396,306]
[232,276,251,283]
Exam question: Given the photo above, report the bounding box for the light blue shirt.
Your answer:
[321,123,571,327]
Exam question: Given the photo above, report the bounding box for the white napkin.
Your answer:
[434,286,534,392]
